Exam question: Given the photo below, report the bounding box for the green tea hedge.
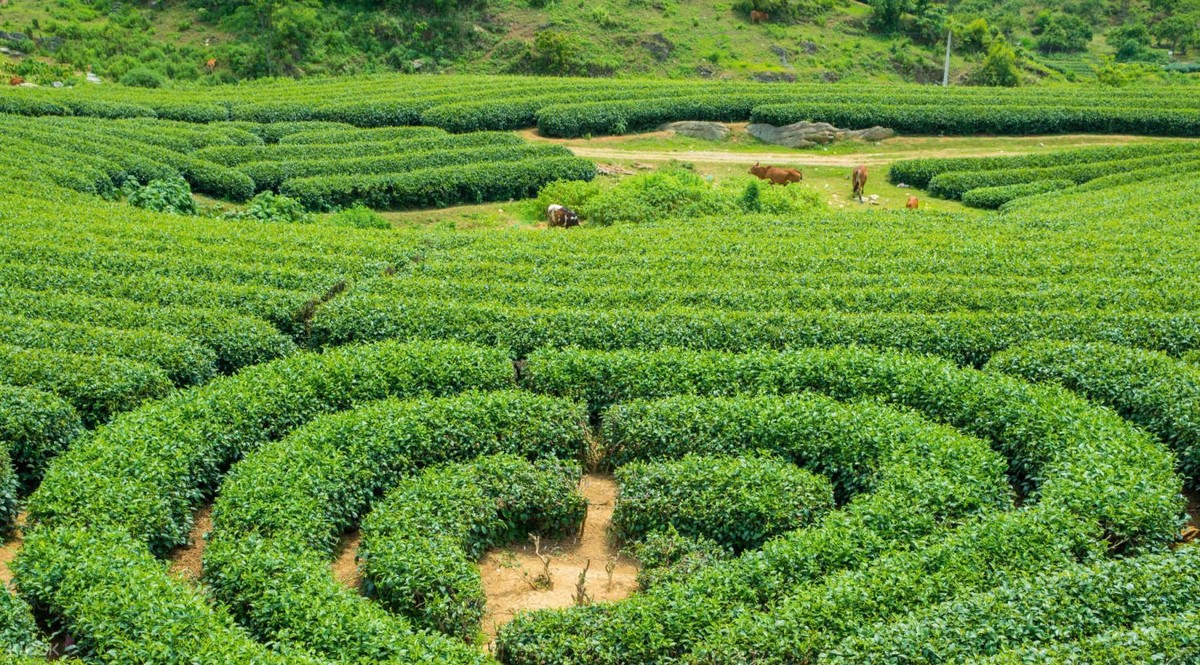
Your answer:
[988,340,1200,488]
[360,455,584,640]
[612,454,833,552]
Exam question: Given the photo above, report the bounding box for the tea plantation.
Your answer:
[0,74,1198,663]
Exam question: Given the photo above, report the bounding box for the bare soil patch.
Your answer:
[1,512,26,587]
[333,530,362,590]
[168,504,212,581]
[478,474,639,644]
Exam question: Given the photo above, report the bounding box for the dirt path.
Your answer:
[168,505,212,582]
[522,127,1152,167]
[333,530,362,590]
[559,142,1146,167]
[1,512,26,587]
[478,474,638,645]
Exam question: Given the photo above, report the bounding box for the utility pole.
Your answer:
[943,30,952,86]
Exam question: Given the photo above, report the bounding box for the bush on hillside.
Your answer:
[119,67,165,88]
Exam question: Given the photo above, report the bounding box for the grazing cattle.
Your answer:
[906,195,919,210]
[206,58,218,73]
[9,76,24,86]
[852,165,868,203]
[749,162,803,186]
[547,204,580,228]
[750,10,769,23]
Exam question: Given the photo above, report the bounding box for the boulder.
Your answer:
[660,121,730,142]
[748,121,894,148]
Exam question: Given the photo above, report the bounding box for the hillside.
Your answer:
[1,0,1197,86]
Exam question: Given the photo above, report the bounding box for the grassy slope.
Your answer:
[0,0,1013,83]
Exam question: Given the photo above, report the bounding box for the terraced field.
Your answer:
[0,75,1198,663]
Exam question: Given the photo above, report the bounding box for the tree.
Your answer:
[970,39,1021,86]
[1036,13,1092,53]
[868,0,909,32]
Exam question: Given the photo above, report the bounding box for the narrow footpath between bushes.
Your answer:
[1,512,25,586]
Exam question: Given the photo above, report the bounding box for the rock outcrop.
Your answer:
[748,121,894,148]
[660,121,731,141]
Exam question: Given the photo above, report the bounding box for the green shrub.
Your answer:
[122,176,197,215]
[0,314,216,388]
[226,191,312,224]
[520,178,603,223]
[0,588,48,657]
[0,288,296,374]
[118,67,165,88]
[961,179,1073,208]
[326,205,390,229]
[632,527,730,590]
[13,526,311,664]
[583,168,731,225]
[496,386,1014,664]
[613,454,834,552]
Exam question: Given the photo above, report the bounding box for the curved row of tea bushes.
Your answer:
[1,116,255,201]
[359,455,585,640]
[0,315,216,387]
[17,342,514,663]
[493,382,1074,664]
[0,344,172,427]
[535,93,796,137]
[523,346,1182,547]
[751,102,1200,138]
[987,340,1200,488]
[194,131,524,167]
[888,142,1200,188]
[278,125,446,144]
[823,545,1200,664]
[280,156,598,211]
[612,454,834,552]
[240,143,572,192]
[496,390,1017,664]
[27,341,513,554]
[0,262,316,336]
[978,610,1200,664]
[8,75,1200,131]
[498,342,1183,663]
[360,272,1200,316]
[684,507,1103,664]
[205,391,583,661]
[13,526,315,664]
[928,153,1193,200]
[961,179,1074,209]
[310,296,1200,366]
[0,288,296,373]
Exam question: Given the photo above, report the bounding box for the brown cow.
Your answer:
[852,165,868,203]
[206,58,218,73]
[547,204,580,228]
[750,10,769,23]
[750,162,802,186]
[906,196,919,210]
